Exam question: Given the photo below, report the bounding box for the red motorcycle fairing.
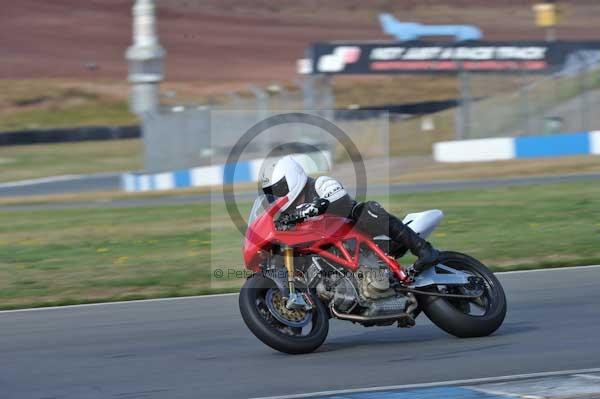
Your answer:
[243,197,409,283]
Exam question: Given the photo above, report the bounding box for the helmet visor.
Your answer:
[262,177,289,199]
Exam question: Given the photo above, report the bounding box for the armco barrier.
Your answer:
[121,151,331,192]
[434,131,600,163]
[0,125,140,146]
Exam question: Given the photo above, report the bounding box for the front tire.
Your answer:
[239,273,329,354]
[418,251,506,338]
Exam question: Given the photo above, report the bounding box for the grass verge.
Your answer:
[0,79,136,131]
[0,181,599,310]
[0,139,142,182]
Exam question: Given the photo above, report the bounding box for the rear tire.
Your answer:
[239,273,329,354]
[418,251,506,338]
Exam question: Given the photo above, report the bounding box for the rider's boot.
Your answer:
[388,217,440,275]
[352,201,439,276]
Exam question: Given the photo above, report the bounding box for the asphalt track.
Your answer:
[3,266,600,399]
[0,173,121,198]
[1,172,600,211]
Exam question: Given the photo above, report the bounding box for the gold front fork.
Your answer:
[282,246,312,310]
[282,246,296,296]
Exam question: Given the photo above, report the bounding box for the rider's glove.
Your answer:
[277,198,329,229]
[295,198,329,219]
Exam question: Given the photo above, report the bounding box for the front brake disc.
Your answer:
[265,288,312,328]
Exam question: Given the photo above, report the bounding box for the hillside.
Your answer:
[1,1,599,131]
[2,0,599,84]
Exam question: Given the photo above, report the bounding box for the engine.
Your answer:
[310,251,410,320]
[357,252,395,300]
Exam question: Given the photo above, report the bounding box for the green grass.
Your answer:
[1,181,599,310]
[0,139,142,182]
[0,80,143,182]
[0,101,136,132]
[0,79,137,132]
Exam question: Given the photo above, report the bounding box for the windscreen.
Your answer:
[247,194,276,225]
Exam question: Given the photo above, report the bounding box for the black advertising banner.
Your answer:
[308,41,600,74]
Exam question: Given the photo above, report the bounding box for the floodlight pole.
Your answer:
[126,0,166,115]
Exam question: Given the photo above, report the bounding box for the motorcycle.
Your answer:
[239,194,506,354]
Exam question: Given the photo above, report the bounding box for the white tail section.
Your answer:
[402,210,444,239]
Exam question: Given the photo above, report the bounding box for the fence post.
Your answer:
[519,84,531,135]
[455,68,471,140]
[249,84,270,150]
[226,91,243,108]
[578,54,590,131]
[321,75,335,120]
[279,84,291,110]
[248,84,268,119]
[300,75,315,110]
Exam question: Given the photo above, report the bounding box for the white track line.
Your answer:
[0,173,118,189]
[469,386,526,399]
[0,292,238,314]
[1,264,599,314]
[496,264,600,275]
[0,175,81,188]
[573,374,600,381]
[250,368,600,399]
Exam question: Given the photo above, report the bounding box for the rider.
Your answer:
[260,155,439,276]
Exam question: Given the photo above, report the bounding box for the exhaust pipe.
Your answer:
[329,304,414,325]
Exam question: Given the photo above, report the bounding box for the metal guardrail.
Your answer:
[0,126,140,146]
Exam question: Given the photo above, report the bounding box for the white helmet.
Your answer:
[260,155,308,211]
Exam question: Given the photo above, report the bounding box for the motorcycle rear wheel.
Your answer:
[239,273,329,354]
[417,251,507,338]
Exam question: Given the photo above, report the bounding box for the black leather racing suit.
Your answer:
[279,176,439,273]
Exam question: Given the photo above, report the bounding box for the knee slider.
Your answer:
[351,201,386,220]
[363,201,386,220]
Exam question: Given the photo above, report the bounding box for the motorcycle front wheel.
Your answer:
[239,273,329,354]
[417,251,507,338]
